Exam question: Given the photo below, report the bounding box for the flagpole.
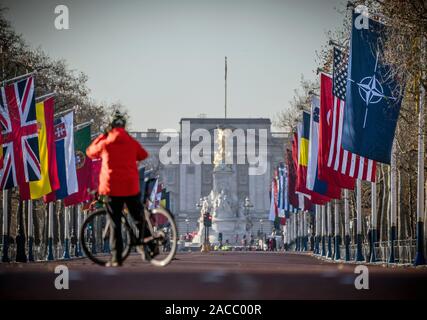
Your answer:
[301,211,306,251]
[299,211,302,251]
[46,202,55,261]
[334,200,341,260]
[303,211,308,251]
[74,119,94,131]
[300,211,303,251]
[1,190,10,262]
[15,200,27,262]
[414,36,426,266]
[389,140,397,263]
[295,211,299,251]
[314,205,320,254]
[355,179,365,261]
[370,182,378,262]
[36,92,56,103]
[327,202,333,258]
[27,200,34,262]
[0,71,35,86]
[294,211,298,251]
[300,211,304,251]
[62,205,71,259]
[344,189,351,261]
[54,106,76,118]
[76,204,82,257]
[224,56,227,119]
[321,205,327,256]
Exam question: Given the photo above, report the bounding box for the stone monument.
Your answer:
[193,127,249,245]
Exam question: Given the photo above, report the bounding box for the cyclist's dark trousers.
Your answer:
[109,194,143,264]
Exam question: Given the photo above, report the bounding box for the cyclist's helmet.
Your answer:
[111,110,126,128]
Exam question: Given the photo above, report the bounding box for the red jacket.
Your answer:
[86,128,149,196]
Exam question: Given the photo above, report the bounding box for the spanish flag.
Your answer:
[20,97,60,200]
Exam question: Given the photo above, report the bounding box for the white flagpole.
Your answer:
[334,200,341,260]
[304,210,310,251]
[321,205,327,256]
[294,211,297,251]
[415,37,426,265]
[302,211,307,251]
[370,182,378,262]
[1,190,10,262]
[344,189,351,261]
[62,205,71,259]
[355,179,365,261]
[327,202,332,258]
[315,205,320,254]
[300,211,304,251]
[76,204,82,257]
[27,200,34,262]
[389,140,397,263]
[47,202,54,260]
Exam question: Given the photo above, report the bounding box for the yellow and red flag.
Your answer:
[20,96,60,200]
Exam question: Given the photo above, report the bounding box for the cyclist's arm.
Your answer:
[86,134,106,159]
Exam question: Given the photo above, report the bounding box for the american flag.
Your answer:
[328,48,376,182]
[0,76,41,190]
[332,47,348,101]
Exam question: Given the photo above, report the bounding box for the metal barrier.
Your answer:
[318,239,420,265]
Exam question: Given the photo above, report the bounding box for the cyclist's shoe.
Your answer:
[106,260,122,267]
[149,241,160,258]
[141,241,159,261]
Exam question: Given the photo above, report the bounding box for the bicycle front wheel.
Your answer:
[144,207,178,267]
[80,209,131,266]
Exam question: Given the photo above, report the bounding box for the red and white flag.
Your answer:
[318,73,376,185]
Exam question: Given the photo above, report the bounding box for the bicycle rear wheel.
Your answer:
[80,209,131,266]
[142,207,178,267]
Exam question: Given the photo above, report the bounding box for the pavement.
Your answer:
[1,251,426,299]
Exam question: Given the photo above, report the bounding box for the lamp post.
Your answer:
[259,219,264,237]
[243,197,253,250]
[196,198,210,252]
[243,197,253,232]
[185,218,189,235]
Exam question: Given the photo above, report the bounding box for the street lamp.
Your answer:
[243,197,254,250]
[185,218,190,234]
[196,197,211,252]
[243,197,253,231]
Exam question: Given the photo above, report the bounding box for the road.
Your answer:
[1,251,426,299]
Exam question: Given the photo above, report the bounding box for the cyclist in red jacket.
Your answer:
[87,110,149,267]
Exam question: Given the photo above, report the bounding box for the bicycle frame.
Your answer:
[101,196,158,247]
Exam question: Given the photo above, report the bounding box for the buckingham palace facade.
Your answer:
[130,117,289,236]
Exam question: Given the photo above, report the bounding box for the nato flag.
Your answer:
[342,13,404,164]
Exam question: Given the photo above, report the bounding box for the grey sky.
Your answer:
[2,0,347,131]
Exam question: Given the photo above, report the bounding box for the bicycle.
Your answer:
[80,195,178,267]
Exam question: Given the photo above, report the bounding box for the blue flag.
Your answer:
[342,13,404,164]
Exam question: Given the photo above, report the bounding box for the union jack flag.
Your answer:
[0,76,41,191]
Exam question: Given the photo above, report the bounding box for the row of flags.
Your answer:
[0,74,172,212]
[269,12,404,220]
[0,74,95,206]
[139,167,171,225]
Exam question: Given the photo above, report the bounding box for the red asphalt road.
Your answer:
[1,251,426,300]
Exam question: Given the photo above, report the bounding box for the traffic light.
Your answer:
[218,232,223,242]
[203,212,212,227]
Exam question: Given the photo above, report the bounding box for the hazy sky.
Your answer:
[2,0,347,131]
